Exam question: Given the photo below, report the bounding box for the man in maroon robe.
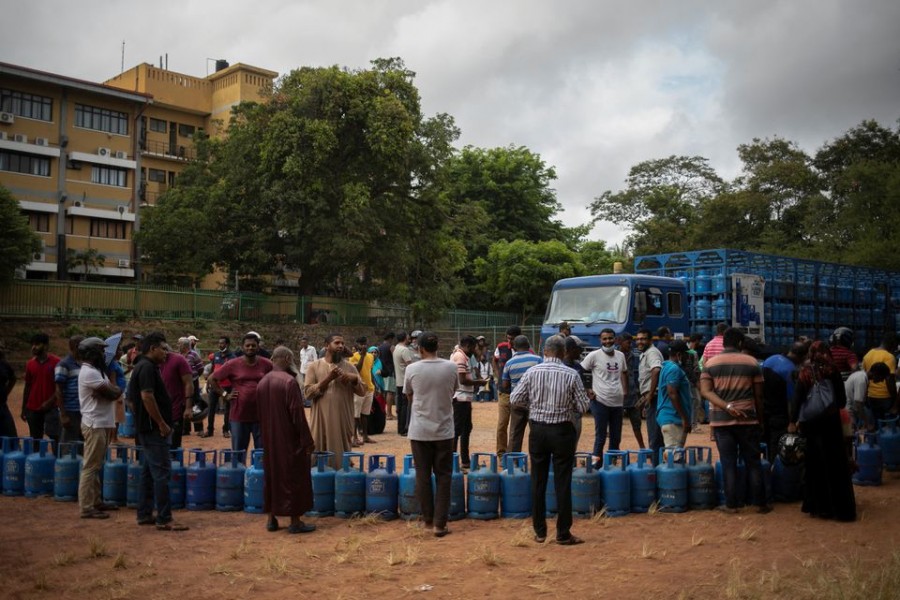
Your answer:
[257,346,315,534]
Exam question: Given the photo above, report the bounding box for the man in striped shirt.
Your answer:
[503,335,542,453]
[700,328,770,514]
[511,335,591,545]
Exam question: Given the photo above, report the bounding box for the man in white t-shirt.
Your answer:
[844,368,868,430]
[404,331,459,537]
[297,337,318,386]
[77,337,122,519]
[581,328,628,466]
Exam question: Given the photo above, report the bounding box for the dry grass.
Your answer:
[334,534,364,564]
[34,572,49,591]
[510,526,534,547]
[113,552,127,570]
[87,536,107,558]
[691,533,704,547]
[229,537,250,560]
[469,545,502,567]
[52,551,75,566]
[590,506,609,522]
[640,540,654,559]
[263,552,289,575]
[647,500,661,515]
[348,513,382,528]
[386,544,421,567]
[739,525,760,542]
[209,564,237,576]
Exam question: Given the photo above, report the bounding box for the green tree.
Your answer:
[65,248,106,281]
[577,240,629,274]
[0,184,42,284]
[590,155,725,255]
[475,239,584,322]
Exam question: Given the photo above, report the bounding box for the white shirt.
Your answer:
[78,363,116,428]
[405,359,459,441]
[298,346,318,375]
[581,348,627,407]
[845,370,868,405]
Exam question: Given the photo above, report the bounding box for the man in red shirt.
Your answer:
[701,322,729,367]
[209,334,273,456]
[21,333,61,444]
[159,345,194,449]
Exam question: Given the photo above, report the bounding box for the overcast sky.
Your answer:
[4,1,899,246]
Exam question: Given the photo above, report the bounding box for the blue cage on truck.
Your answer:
[633,248,899,352]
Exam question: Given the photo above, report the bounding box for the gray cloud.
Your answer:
[3,0,897,247]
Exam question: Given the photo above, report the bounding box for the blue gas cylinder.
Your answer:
[244,449,264,514]
[772,455,803,502]
[449,452,466,521]
[694,298,712,320]
[169,448,187,510]
[878,418,900,471]
[216,449,246,511]
[102,444,128,506]
[570,452,599,518]
[186,449,217,510]
[853,433,882,486]
[713,295,729,321]
[545,460,557,516]
[126,446,143,508]
[118,406,135,438]
[467,453,500,520]
[627,449,657,513]
[2,437,32,496]
[54,441,83,502]
[307,451,336,517]
[500,452,531,518]
[335,452,366,518]
[398,454,421,520]
[715,457,747,507]
[600,450,630,517]
[656,447,688,513]
[366,454,398,520]
[694,270,711,294]
[25,439,55,498]
[686,447,716,510]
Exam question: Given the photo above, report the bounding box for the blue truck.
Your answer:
[542,248,899,353]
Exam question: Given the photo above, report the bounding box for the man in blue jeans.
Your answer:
[581,328,628,467]
[128,331,189,531]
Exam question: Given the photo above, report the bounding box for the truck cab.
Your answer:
[541,274,689,351]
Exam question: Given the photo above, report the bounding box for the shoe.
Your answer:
[434,527,450,538]
[81,509,110,519]
[757,505,773,515]
[137,517,156,526]
[199,431,212,438]
[556,535,584,546]
[156,521,189,531]
[287,522,316,534]
[95,502,120,511]
[223,431,231,438]
[267,517,279,532]
[716,505,739,515]
[533,534,547,544]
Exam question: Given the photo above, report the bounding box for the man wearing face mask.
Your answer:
[581,328,628,466]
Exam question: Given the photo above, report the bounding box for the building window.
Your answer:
[27,212,51,233]
[90,218,128,240]
[149,117,167,133]
[65,217,74,235]
[1,88,53,121]
[667,292,684,317]
[0,150,51,177]
[75,103,128,135]
[177,124,195,138]
[148,168,167,183]
[91,165,128,187]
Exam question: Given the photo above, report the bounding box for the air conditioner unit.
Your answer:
[117,205,127,215]
[73,200,83,207]
[118,259,130,268]
[0,112,13,124]
[98,147,111,157]
[14,133,28,143]
[114,150,127,159]
[35,137,49,147]
[33,252,45,262]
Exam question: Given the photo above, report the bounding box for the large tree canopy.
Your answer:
[0,184,42,285]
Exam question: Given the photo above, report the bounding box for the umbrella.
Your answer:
[104,332,123,367]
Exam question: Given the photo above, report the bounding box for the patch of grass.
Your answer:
[386,547,403,567]
[34,572,49,591]
[334,535,363,564]
[469,545,502,567]
[87,536,108,558]
[647,500,660,515]
[590,506,609,522]
[640,540,654,559]
[113,553,127,570]
[510,527,533,547]
[349,513,381,528]
[404,543,420,566]
[53,551,75,566]
[263,552,289,575]
[229,538,249,560]
[739,525,760,542]
[691,533,704,547]
[210,564,236,576]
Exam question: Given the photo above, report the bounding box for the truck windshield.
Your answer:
[544,285,629,325]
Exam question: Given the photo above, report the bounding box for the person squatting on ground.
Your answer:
[404,331,459,537]
[511,334,591,546]
[580,328,627,467]
[77,337,122,519]
[257,346,316,534]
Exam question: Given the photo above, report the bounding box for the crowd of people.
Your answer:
[3,321,895,543]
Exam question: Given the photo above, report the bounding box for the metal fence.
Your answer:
[0,280,530,330]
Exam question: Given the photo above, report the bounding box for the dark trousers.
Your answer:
[230,421,261,455]
[508,406,529,453]
[589,400,623,460]
[137,430,172,525]
[646,398,663,464]
[529,421,578,541]
[396,386,410,435]
[0,404,16,438]
[763,415,789,462]
[171,420,185,449]
[26,408,60,444]
[410,438,454,529]
[206,387,232,435]
[714,425,765,508]
[452,400,473,467]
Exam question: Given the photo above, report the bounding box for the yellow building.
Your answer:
[0,59,277,282]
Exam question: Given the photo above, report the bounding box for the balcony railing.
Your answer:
[140,139,195,161]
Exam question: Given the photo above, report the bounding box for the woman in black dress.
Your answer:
[788,341,856,521]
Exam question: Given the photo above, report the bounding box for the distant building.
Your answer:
[0,59,277,283]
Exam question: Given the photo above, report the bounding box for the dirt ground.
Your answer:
[2,386,899,600]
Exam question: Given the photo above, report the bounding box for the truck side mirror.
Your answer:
[634,291,647,324]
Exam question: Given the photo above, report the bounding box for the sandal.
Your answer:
[81,509,110,519]
[156,521,189,531]
[556,535,584,546]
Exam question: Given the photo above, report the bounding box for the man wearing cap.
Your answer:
[656,340,693,447]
